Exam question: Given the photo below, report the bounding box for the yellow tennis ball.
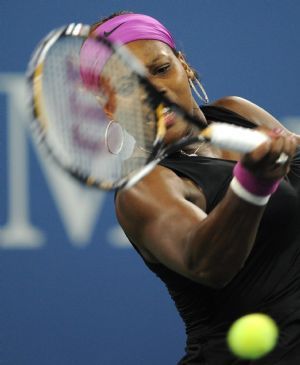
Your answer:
[227,313,279,360]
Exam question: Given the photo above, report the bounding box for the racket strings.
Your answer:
[38,37,115,182]
[98,51,157,179]
[31,29,160,189]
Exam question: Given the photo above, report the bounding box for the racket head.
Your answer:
[27,23,161,190]
[27,23,207,190]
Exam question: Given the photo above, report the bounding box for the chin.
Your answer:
[165,127,191,145]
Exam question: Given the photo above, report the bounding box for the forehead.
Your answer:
[125,40,175,63]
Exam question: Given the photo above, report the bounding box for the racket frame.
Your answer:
[27,23,210,190]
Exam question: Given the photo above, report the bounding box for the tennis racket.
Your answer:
[27,23,287,190]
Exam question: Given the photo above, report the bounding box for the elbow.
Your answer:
[188,262,244,289]
[192,271,232,289]
[183,238,249,289]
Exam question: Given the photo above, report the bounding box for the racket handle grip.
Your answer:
[206,123,268,153]
[205,123,288,164]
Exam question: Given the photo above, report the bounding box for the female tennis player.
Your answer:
[81,12,300,364]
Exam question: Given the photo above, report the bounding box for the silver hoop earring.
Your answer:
[189,78,209,104]
[104,120,124,155]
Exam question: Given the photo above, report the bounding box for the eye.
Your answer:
[153,64,170,75]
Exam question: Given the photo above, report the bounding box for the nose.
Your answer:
[155,84,168,96]
[147,76,168,95]
[149,83,171,109]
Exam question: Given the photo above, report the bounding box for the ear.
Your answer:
[178,51,195,80]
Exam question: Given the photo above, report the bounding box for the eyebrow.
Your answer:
[145,54,169,68]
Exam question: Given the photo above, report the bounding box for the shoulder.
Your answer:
[211,96,279,128]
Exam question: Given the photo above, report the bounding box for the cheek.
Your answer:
[174,64,189,88]
[171,65,194,106]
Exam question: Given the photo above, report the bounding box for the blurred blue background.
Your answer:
[1,1,300,364]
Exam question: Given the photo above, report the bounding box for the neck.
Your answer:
[181,143,222,158]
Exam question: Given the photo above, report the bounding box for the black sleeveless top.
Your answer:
[134,106,300,364]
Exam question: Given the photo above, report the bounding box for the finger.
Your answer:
[286,134,298,156]
[269,135,297,174]
[266,137,285,165]
[279,134,298,165]
[244,139,272,165]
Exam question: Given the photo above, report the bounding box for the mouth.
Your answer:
[162,107,176,128]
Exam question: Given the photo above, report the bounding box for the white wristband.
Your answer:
[230,177,271,206]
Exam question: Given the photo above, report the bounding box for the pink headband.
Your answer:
[80,13,176,89]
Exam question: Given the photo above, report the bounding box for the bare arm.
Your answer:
[116,167,263,287]
[116,164,264,289]
[115,97,297,289]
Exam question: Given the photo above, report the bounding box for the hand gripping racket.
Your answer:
[27,23,287,190]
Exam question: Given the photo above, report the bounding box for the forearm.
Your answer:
[185,135,293,287]
[186,188,265,288]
